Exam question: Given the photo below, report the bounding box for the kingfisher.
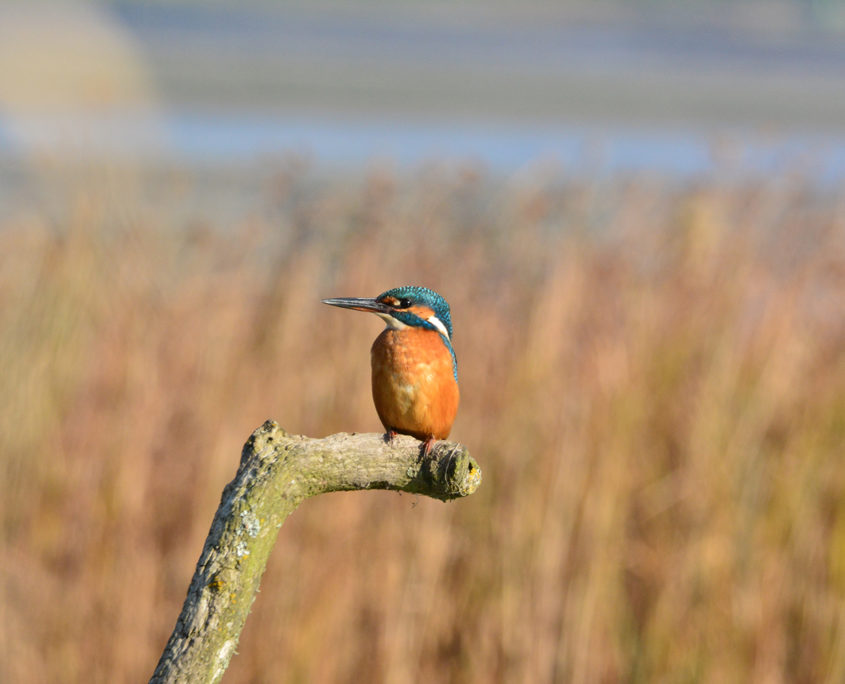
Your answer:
[322,286,459,456]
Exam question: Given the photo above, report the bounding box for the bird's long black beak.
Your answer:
[321,297,391,314]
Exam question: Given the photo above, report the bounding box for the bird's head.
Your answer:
[322,285,453,340]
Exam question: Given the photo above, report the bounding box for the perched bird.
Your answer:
[322,286,459,455]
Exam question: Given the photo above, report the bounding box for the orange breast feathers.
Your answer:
[370,327,459,441]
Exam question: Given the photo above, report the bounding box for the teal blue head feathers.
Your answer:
[374,286,453,339]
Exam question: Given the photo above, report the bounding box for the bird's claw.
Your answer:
[421,437,436,458]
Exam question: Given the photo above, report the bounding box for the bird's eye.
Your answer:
[397,298,412,309]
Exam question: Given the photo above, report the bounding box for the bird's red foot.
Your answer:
[421,436,436,458]
[384,429,397,445]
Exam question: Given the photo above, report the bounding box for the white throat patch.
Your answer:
[376,311,450,339]
[377,312,408,330]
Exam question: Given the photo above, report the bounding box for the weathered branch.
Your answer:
[150,420,481,684]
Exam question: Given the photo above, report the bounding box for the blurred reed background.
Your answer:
[2,2,845,683]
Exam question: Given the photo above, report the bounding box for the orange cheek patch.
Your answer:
[407,305,435,319]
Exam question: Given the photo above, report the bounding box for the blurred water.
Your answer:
[3,3,845,181]
[5,109,845,184]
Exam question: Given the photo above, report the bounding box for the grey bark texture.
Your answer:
[150,420,481,684]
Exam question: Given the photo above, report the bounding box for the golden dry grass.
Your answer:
[1,160,844,683]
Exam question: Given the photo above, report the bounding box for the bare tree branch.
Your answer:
[150,420,482,684]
